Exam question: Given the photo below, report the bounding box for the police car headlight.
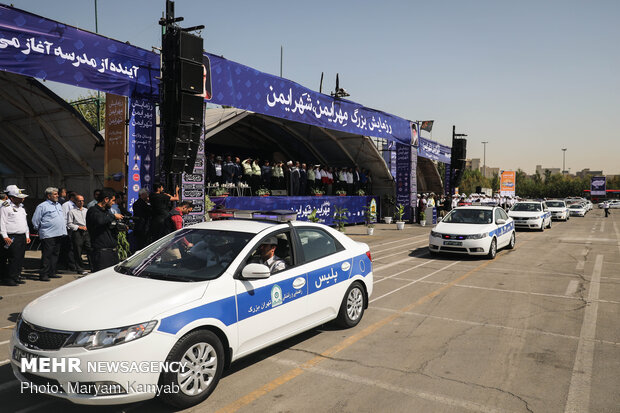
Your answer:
[65,321,157,350]
[430,230,441,238]
[465,232,487,240]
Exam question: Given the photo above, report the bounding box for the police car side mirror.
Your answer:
[241,263,271,279]
[496,219,506,225]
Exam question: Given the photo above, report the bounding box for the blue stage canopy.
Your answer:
[204,53,415,146]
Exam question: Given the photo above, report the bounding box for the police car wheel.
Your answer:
[337,282,366,328]
[159,330,224,408]
[487,238,497,259]
[547,219,552,229]
[539,221,545,231]
[507,232,516,249]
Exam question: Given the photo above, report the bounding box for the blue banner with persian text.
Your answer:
[0,4,159,98]
[127,98,156,214]
[210,196,377,226]
[204,52,412,145]
[418,137,451,164]
[395,143,412,221]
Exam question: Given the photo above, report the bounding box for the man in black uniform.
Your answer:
[86,188,123,271]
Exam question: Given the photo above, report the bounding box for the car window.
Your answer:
[546,201,565,207]
[116,229,254,281]
[494,209,503,223]
[499,209,509,220]
[511,203,541,212]
[245,230,294,273]
[442,209,493,224]
[297,228,343,263]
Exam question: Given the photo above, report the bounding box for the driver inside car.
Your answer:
[252,236,286,274]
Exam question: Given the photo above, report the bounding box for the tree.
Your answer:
[69,92,105,131]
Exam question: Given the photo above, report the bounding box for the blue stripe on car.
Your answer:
[157,252,371,335]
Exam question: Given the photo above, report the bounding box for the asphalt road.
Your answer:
[1,210,618,413]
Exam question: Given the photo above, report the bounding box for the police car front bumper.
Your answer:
[9,325,177,405]
[512,217,543,229]
[428,234,491,255]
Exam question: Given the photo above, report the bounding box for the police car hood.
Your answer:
[22,269,208,331]
[434,222,495,235]
[508,210,543,217]
[547,206,566,212]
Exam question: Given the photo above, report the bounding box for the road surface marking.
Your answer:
[564,254,603,413]
[370,261,460,303]
[565,280,579,296]
[372,307,620,347]
[271,357,512,413]
[373,260,434,284]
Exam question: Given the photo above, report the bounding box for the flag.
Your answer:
[420,120,434,132]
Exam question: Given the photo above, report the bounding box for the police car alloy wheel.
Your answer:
[337,282,366,328]
[539,220,545,231]
[507,232,516,249]
[487,238,497,259]
[547,219,552,229]
[159,330,225,408]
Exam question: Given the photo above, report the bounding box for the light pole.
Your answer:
[562,148,567,174]
[481,141,488,178]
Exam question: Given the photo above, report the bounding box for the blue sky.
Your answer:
[8,0,620,174]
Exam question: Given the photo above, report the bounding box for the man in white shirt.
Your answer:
[1,185,31,286]
[60,191,77,271]
[67,195,91,275]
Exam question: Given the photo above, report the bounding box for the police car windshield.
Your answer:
[546,201,565,207]
[442,209,493,224]
[511,203,541,212]
[116,229,253,281]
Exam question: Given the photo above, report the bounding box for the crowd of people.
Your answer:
[206,154,372,196]
[414,192,522,221]
[0,183,193,287]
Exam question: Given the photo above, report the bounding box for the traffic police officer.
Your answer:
[0,185,31,286]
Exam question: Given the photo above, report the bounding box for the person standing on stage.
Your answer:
[32,187,67,281]
[0,185,30,286]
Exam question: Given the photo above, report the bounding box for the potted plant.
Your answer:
[336,189,347,196]
[213,187,228,197]
[383,194,395,224]
[356,189,366,196]
[333,206,349,232]
[311,187,325,196]
[204,195,216,221]
[395,204,405,230]
[256,187,270,197]
[363,204,375,235]
[307,208,321,223]
[419,210,427,226]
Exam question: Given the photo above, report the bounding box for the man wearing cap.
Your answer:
[257,237,286,274]
[32,187,67,281]
[1,185,31,286]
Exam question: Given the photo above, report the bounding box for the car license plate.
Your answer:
[443,241,462,246]
[12,347,38,363]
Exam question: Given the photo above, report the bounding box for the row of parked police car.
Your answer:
[428,197,595,259]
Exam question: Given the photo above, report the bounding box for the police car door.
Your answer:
[495,208,510,247]
[234,230,308,357]
[295,227,353,325]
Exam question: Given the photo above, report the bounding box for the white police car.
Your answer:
[508,201,552,231]
[10,211,372,407]
[545,200,570,221]
[568,203,587,217]
[429,206,515,259]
